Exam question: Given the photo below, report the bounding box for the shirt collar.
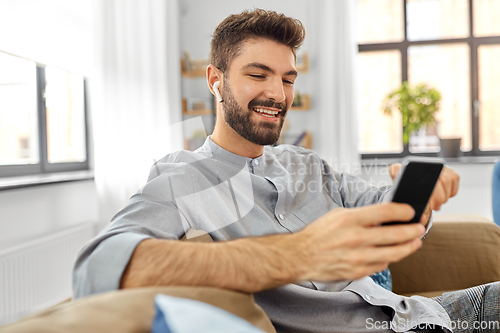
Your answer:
[203,136,254,167]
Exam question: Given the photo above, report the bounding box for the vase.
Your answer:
[439,138,462,158]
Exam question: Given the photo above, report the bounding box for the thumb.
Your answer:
[389,163,402,181]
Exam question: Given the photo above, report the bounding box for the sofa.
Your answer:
[2,215,500,333]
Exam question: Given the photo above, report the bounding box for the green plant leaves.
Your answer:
[382,81,441,145]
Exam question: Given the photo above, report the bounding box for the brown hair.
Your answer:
[210,9,305,74]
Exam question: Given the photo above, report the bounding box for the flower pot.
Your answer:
[439,138,462,158]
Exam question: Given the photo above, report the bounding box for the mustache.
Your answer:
[247,99,287,114]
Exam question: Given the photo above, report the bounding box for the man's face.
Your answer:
[220,38,297,146]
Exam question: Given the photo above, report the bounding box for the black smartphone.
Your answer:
[382,157,444,226]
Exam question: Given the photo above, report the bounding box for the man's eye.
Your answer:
[283,79,295,85]
[249,74,265,79]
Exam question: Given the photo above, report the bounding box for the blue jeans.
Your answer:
[370,268,392,291]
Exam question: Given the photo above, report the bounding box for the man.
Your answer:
[74,9,497,333]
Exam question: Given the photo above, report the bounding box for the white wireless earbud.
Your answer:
[213,81,223,102]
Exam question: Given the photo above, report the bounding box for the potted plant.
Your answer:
[382,81,441,148]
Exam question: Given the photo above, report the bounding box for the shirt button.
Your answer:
[254,160,259,166]
[279,214,284,220]
[365,295,371,301]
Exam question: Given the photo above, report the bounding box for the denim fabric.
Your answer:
[370,268,392,291]
[493,160,500,226]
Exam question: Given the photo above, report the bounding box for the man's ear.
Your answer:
[207,65,223,100]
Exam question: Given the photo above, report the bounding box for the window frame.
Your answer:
[0,61,90,178]
[359,0,500,159]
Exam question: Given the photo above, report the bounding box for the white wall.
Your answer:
[359,162,496,220]
[0,0,94,76]
[0,180,99,248]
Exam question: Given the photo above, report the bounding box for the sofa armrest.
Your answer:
[1,286,276,333]
[389,216,500,296]
[2,230,276,333]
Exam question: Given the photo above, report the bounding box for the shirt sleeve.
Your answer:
[73,163,191,299]
[320,159,392,208]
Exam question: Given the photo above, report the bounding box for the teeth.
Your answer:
[254,108,279,116]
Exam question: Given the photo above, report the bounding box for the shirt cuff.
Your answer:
[422,214,433,238]
[73,232,151,298]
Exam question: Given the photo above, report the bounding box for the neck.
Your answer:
[211,121,264,159]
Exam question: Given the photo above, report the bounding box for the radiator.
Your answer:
[437,186,493,220]
[0,223,96,325]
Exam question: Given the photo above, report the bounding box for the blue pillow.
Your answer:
[152,294,266,333]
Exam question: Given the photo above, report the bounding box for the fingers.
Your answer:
[451,178,459,197]
[438,167,460,199]
[300,203,426,282]
[313,238,423,281]
[342,202,415,227]
[428,166,460,211]
[419,204,431,225]
[361,223,425,247]
[429,181,447,210]
[360,238,422,265]
[319,205,424,248]
[439,177,452,200]
[388,163,402,181]
[443,166,460,197]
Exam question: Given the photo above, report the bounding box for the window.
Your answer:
[358,0,500,158]
[0,52,89,177]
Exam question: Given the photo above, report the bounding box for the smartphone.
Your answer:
[382,157,444,226]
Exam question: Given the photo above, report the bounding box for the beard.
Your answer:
[221,81,288,146]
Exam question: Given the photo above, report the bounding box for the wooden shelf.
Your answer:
[281,131,313,149]
[290,94,310,111]
[296,52,309,73]
[183,109,213,116]
[300,131,313,149]
[180,59,206,78]
[180,52,308,77]
[182,98,213,116]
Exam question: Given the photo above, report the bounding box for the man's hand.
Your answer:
[389,163,460,224]
[292,203,425,282]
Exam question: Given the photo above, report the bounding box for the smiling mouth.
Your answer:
[252,107,281,118]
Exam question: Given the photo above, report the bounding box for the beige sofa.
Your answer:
[2,215,500,333]
[390,214,500,298]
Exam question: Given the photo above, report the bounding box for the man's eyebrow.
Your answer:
[242,62,298,77]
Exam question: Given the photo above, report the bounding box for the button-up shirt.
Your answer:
[73,138,451,332]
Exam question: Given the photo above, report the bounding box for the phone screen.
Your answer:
[385,161,443,225]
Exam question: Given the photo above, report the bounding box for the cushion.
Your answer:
[152,294,266,332]
[0,286,276,333]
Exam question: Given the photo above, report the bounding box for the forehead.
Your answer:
[229,38,296,73]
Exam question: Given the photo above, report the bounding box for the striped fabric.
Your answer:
[414,282,500,333]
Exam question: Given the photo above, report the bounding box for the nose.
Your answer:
[264,78,286,104]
